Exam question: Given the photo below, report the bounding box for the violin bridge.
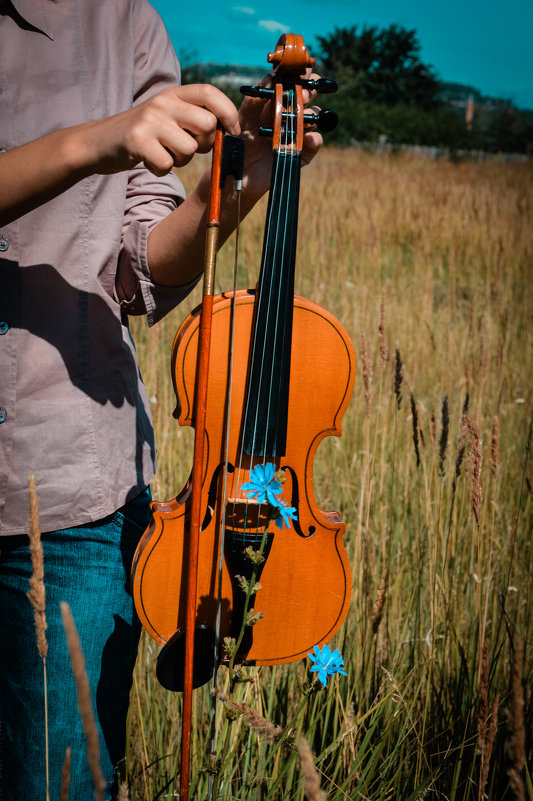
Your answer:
[226,497,262,506]
[224,498,270,533]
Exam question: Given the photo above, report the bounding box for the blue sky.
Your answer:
[149,0,532,110]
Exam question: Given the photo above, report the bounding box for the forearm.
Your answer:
[0,85,240,229]
[146,166,260,286]
[0,128,93,227]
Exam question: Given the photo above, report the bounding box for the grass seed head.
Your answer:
[60,746,71,801]
[61,602,106,801]
[465,415,483,528]
[491,415,500,476]
[26,473,48,661]
[394,346,403,410]
[371,570,389,634]
[410,393,420,468]
[118,783,130,801]
[438,395,450,477]
[298,737,327,801]
[361,331,372,420]
[379,291,389,369]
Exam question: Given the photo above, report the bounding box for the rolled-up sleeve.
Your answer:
[117,165,201,326]
[116,0,200,326]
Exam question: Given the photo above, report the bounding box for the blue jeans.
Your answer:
[0,488,152,801]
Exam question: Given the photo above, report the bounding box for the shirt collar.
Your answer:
[8,0,55,40]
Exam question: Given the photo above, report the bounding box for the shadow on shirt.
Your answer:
[2,259,155,495]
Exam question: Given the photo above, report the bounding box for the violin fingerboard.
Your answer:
[242,150,301,458]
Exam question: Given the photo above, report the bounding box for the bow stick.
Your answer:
[178,125,244,801]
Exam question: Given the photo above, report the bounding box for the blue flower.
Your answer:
[274,501,297,530]
[241,463,283,507]
[308,644,348,687]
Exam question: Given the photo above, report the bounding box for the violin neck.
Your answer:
[242,150,302,459]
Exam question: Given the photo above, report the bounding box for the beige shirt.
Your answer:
[0,0,196,535]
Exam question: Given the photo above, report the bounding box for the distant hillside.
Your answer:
[438,81,531,116]
[182,62,264,89]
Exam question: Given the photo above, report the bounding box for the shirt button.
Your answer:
[0,322,8,334]
[0,409,6,423]
[0,238,8,252]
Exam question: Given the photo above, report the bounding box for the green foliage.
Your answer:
[316,24,441,110]
[320,95,484,150]
[485,102,533,154]
[314,24,533,153]
[180,61,208,85]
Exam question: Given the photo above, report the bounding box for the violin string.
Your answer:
[227,81,299,656]
[210,192,242,744]
[248,133,286,464]
[234,94,285,494]
[242,86,294,468]
[229,87,285,562]
[269,87,296,445]
[237,148,283,533]
[236,85,297,550]
[256,86,295,465]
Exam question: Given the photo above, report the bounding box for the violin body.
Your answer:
[132,288,355,667]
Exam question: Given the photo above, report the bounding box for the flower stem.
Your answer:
[228,520,272,683]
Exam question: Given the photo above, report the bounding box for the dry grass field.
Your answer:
[127,147,533,800]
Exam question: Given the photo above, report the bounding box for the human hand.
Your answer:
[0,84,240,227]
[236,70,324,201]
[145,75,323,283]
[77,84,240,177]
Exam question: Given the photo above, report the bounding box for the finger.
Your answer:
[238,73,273,130]
[142,127,198,173]
[160,102,219,153]
[302,72,322,105]
[303,105,325,134]
[301,130,322,166]
[168,84,240,136]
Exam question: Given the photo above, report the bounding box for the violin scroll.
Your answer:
[240,33,339,144]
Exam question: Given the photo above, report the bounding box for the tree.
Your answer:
[177,46,208,85]
[485,102,533,154]
[315,24,441,110]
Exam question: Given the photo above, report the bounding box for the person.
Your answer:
[0,0,322,798]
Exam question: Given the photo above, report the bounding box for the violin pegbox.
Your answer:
[240,34,339,150]
[267,33,314,76]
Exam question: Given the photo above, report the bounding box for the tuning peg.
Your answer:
[240,85,275,99]
[303,108,338,132]
[301,78,338,95]
[241,79,338,98]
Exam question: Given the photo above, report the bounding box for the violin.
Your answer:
[131,33,355,799]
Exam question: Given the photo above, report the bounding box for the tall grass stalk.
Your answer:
[26,473,50,801]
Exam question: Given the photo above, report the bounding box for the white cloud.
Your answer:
[232,6,256,16]
[258,19,291,34]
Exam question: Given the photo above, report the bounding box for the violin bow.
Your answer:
[179,125,244,801]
